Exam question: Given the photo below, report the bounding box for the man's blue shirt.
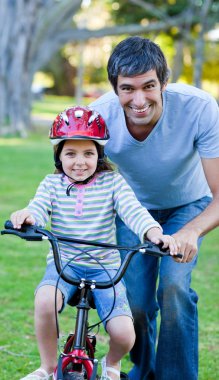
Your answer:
[90,83,219,209]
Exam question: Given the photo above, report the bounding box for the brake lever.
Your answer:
[1,220,43,241]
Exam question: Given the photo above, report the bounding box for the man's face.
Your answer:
[117,70,167,129]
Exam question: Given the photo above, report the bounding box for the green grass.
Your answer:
[0,125,218,379]
[32,95,76,119]
[31,95,94,120]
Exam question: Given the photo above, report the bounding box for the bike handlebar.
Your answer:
[1,220,183,289]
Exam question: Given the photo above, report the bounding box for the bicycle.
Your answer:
[1,221,182,380]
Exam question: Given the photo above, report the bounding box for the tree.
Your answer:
[0,0,82,136]
[111,0,219,86]
[0,0,218,136]
[193,0,214,87]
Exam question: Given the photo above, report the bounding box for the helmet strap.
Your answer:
[66,172,96,196]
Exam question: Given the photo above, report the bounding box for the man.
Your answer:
[90,36,219,380]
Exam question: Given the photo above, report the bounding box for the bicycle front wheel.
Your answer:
[63,371,85,380]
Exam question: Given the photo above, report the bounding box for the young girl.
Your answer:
[11,106,179,380]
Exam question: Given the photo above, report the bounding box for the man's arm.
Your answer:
[173,157,219,263]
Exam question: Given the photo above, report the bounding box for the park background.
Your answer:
[0,1,219,379]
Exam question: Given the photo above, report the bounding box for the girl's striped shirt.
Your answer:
[27,172,161,268]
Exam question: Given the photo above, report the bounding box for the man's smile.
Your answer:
[129,105,151,114]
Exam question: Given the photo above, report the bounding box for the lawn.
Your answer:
[31,94,93,120]
[0,106,218,379]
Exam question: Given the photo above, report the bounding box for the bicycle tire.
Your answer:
[63,372,85,380]
[63,370,100,380]
[61,359,95,380]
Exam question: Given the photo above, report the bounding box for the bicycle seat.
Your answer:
[68,288,96,309]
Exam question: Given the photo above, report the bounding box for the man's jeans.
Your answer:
[116,196,211,380]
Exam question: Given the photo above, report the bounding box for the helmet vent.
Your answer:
[60,111,69,125]
[75,110,84,118]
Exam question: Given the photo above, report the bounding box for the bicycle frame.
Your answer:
[54,284,99,380]
[1,221,182,380]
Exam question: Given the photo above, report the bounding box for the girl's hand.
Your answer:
[146,227,181,258]
[10,208,35,229]
[150,234,180,258]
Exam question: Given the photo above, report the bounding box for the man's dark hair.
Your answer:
[107,36,170,93]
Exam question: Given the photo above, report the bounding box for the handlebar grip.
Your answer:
[4,220,34,232]
[143,240,183,259]
[156,242,169,252]
[156,242,183,259]
[1,220,43,241]
[4,220,14,229]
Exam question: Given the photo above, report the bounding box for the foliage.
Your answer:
[110,0,188,24]
[43,52,77,96]
[110,0,219,86]
[111,0,219,28]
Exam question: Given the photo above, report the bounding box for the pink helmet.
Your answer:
[49,106,109,146]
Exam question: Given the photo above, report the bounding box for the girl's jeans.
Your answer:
[116,196,211,380]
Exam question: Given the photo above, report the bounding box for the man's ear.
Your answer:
[161,81,168,93]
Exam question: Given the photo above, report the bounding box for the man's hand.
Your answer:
[172,228,200,263]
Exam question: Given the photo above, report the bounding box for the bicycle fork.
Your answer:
[55,280,98,380]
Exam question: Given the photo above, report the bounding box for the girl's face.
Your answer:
[59,140,98,182]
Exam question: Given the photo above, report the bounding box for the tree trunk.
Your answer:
[0,0,82,136]
[171,39,184,83]
[193,0,213,88]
